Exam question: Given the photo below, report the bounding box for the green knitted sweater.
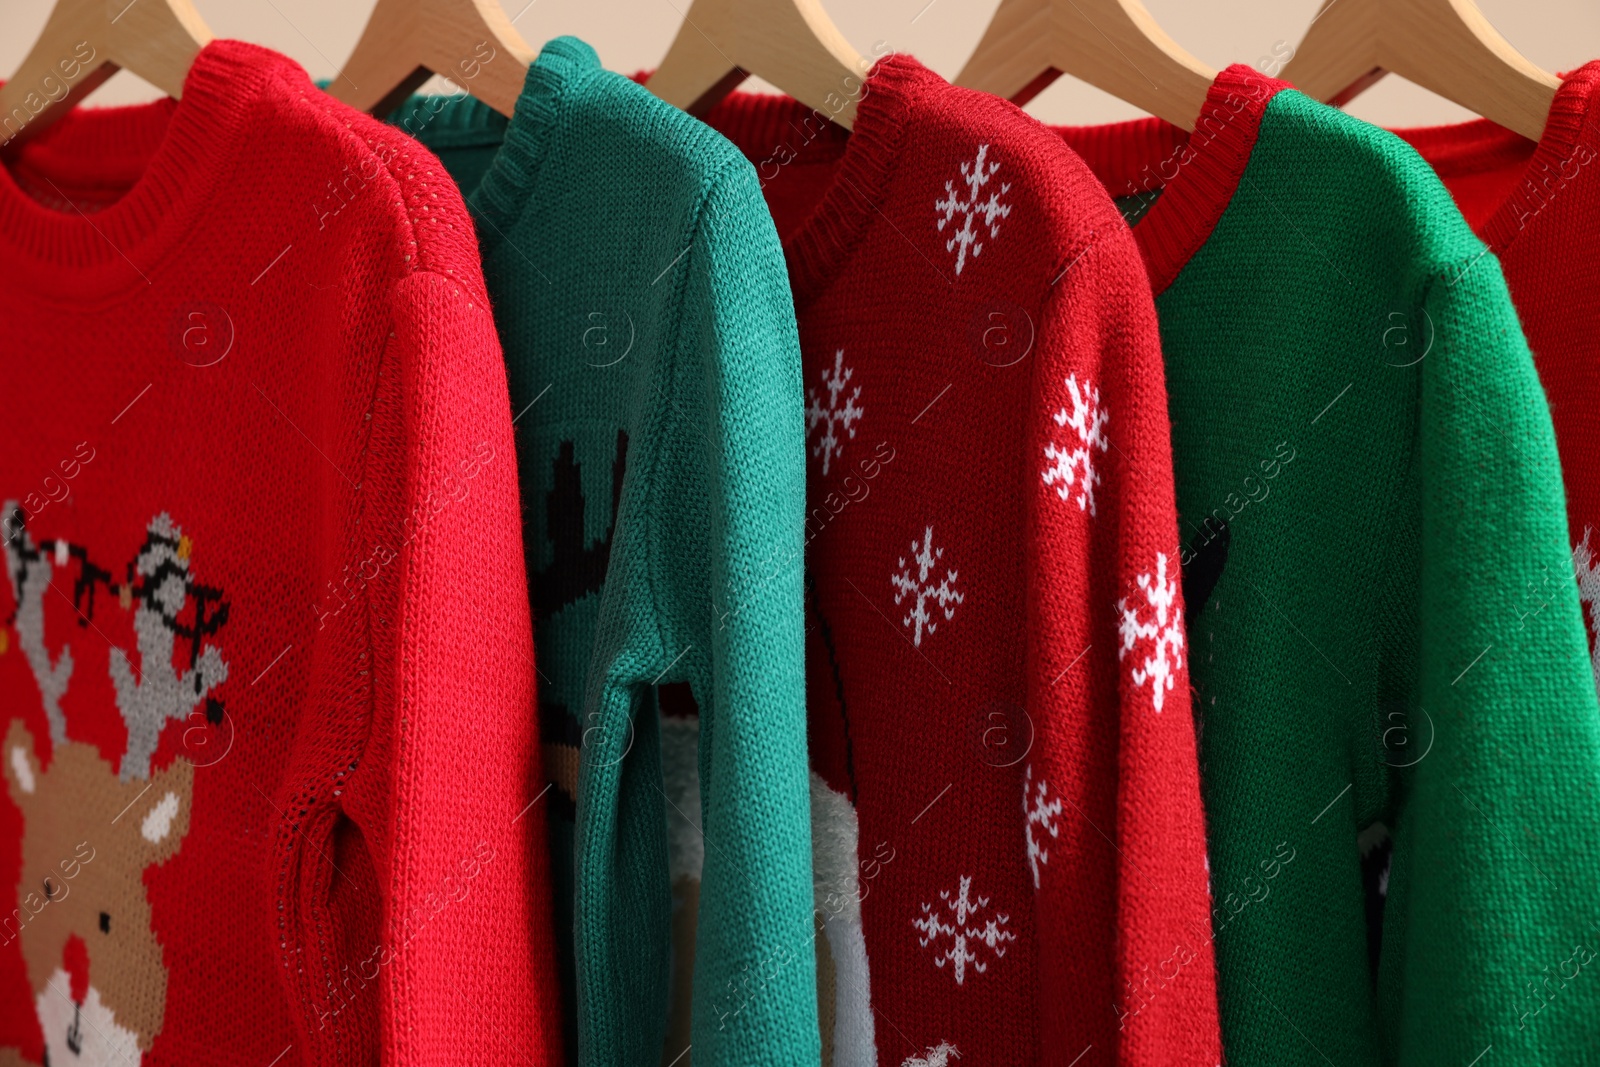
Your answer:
[392,38,817,1067]
[1065,67,1600,1065]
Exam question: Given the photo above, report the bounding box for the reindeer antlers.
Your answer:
[2,507,231,781]
[2,502,74,746]
[109,515,230,781]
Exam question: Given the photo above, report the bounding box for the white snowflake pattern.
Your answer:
[934,144,1012,276]
[913,875,1016,985]
[1042,374,1109,516]
[1116,552,1184,712]
[1023,764,1063,889]
[903,1042,962,1067]
[1573,528,1600,697]
[891,526,964,647]
[805,348,864,476]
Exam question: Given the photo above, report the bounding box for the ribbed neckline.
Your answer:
[390,36,603,256]
[394,47,926,305]
[701,54,929,306]
[388,85,509,150]
[1392,60,1600,254]
[0,40,273,301]
[475,37,599,253]
[1057,65,1289,294]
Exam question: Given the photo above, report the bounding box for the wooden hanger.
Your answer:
[331,0,535,120]
[956,0,1215,131]
[648,0,866,130]
[0,0,212,151]
[1284,0,1559,141]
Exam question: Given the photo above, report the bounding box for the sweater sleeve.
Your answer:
[316,269,565,1066]
[1380,262,1600,1063]
[1025,221,1222,1067]
[573,160,819,1066]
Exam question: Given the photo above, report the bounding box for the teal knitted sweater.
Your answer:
[1061,68,1600,1065]
[393,38,817,1067]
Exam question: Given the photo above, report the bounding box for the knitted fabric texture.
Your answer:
[394,37,818,1067]
[1059,66,1600,1066]
[0,41,563,1067]
[703,54,1221,1067]
[1394,61,1600,693]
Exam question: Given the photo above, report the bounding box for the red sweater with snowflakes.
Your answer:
[1391,62,1600,671]
[704,56,1220,1067]
[0,41,562,1067]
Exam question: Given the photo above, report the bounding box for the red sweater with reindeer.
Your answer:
[703,56,1220,1067]
[1391,62,1600,678]
[0,41,562,1067]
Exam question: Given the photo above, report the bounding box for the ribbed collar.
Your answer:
[1058,65,1290,294]
[388,37,606,257]
[487,39,599,253]
[701,54,929,306]
[1393,60,1600,253]
[393,47,928,306]
[388,82,510,151]
[0,40,274,302]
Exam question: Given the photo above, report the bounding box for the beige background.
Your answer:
[4,0,1599,128]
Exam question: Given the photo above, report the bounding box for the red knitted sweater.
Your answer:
[0,42,562,1067]
[1392,63,1600,672]
[704,56,1220,1067]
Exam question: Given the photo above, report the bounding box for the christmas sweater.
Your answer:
[0,41,565,1067]
[391,37,818,1067]
[1393,62,1600,691]
[1057,66,1600,1066]
[701,54,1221,1067]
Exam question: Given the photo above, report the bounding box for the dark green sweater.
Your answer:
[1066,67,1600,1066]
[393,38,817,1067]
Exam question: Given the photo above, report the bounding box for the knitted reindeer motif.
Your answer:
[0,510,225,1065]
[2,503,73,747]
[3,720,193,1066]
[108,515,229,782]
